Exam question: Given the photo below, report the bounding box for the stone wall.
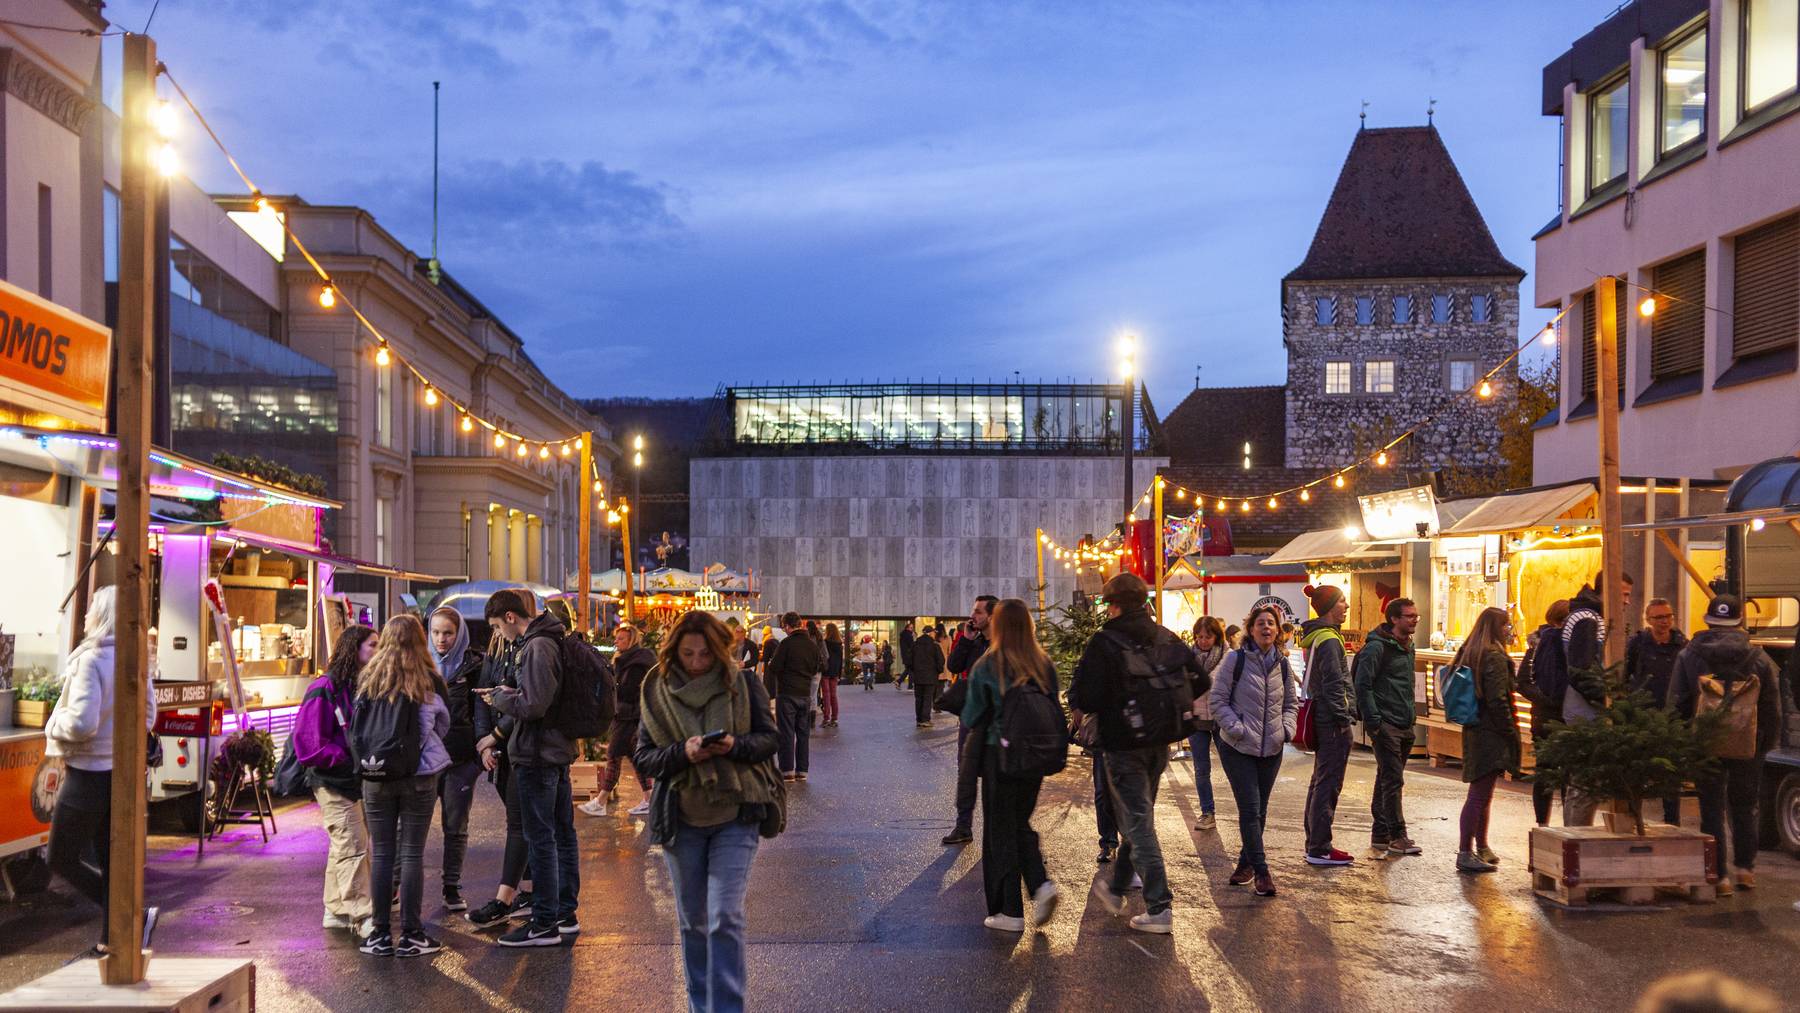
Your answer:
[690,455,1166,618]
[1283,277,1519,470]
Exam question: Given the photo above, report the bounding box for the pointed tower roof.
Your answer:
[1284,126,1524,283]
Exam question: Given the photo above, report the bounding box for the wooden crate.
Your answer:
[1529,824,1717,907]
[570,761,602,797]
[0,956,253,1011]
[14,700,50,728]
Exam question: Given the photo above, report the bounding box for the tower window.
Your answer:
[1392,295,1413,324]
[1365,360,1395,394]
[1431,293,1454,323]
[1325,360,1351,394]
[1355,296,1374,325]
[1470,294,1493,323]
[1315,296,1338,325]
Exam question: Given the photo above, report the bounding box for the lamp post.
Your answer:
[1119,333,1138,529]
[630,434,644,575]
[619,498,634,621]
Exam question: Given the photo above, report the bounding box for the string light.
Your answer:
[1300,489,1310,502]
[1638,296,1657,318]
[374,344,391,367]
[319,286,336,309]
[494,432,506,449]
[1239,501,1250,512]
[561,443,572,457]
[461,414,474,433]
[515,440,527,458]
[1477,380,1493,398]
[156,143,179,177]
[1267,498,1278,510]
[1376,450,1389,466]
[539,445,550,460]
[1539,322,1557,346]
[423,385,439,407]
[1334,475,1346,489]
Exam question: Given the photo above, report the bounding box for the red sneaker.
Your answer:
[1305,848,1355,867]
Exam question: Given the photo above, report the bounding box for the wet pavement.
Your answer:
[3,689,1799,1011]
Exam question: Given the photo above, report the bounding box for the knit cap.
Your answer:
[1304,583,1345,617]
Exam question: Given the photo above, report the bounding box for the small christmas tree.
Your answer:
[1035,594,1108,680]
[1534,662,1718,836]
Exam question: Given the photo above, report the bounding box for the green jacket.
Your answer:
[1352,625,1416,729]
[1460,648,1521,782]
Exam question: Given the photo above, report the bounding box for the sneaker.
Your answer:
[782,772,798,782]
[393,933,442,958]
[1717,879,1736,897]
[509,892,535,917]
[1734,867,1756,889]
[1129,873,1143,891]
[322,912,352,930]
[1477,846,1500,866]
[941,827,973,846]
[497,922,563,947]
[359,932,395,956]
[1228,862,1255,886]
[1031,881,1060,924]
[467,900,512,929]
[982,913,1026,932]
[1367,843,1393,861]
[1456,851,1497,874]
[796,772,808,781]
[1388,837,1423,856]
[556,916,581,935]
[627,800,652,817]
[578,798,609,817]
[1092,882,1127,916]
[1096,844,1115,865]
[354,917,376,941]
[1253,872,1277,897]
[1129,910,1174,934]
[1194,813,1216,831]
[1305,849,1354,867]
[443,888,467,913]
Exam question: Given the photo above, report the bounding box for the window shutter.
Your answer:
[1650,251,1706,378]
[1732,214,1799,359]
[1581,281,1627,398]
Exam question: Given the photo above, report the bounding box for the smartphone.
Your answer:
[700,729,728,747]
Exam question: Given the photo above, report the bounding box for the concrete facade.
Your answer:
[1283,277,1518,470]
[690,455,1166,618]
[1534,0,1800,483]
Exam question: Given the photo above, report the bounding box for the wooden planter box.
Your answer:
[13,700,50,728]
[1529,824,1717,906]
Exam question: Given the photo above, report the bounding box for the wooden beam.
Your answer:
[105,31,156,985]
[1033,527,1046,623]
[1654,530,1713,596]
[578,432,592,636]
[1594,276,1627,667]
[1153,478,1165,624]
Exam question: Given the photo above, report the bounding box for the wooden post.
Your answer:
[621,498,634,621]
[577,432,593,637]
[1594,276,1627,667]
[106,32,156,985]
[1033,528,1046,622]
[1152,478,1166,624]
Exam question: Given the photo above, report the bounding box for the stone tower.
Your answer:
[1281,126,1524,471]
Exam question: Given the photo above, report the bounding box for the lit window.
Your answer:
[1588,75,1629,192]
[1431,293,1453,323]
[1315,296,1337,325]
[1743,0,1799,114]
[1392,295,1413,324]
[1660,28,1707,155]
[1355,296,1374,325]
[1325,361,1351,394]
[375,360,393,447]
[1448,360,1476,392]
[1365,359,1395,394]
[1470,293,1493,323]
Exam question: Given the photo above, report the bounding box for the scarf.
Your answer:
[640,663,780,811]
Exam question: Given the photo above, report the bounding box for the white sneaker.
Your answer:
[1130,910,1174,934]
[627,800,652,817]
[1031,881,1060,925]
[578,798,609,817]
[1093,882,1127,916]
[1130,873,1143,891]
[321,913,351,930]
[982,914,1025,932]
[354,917,376,941]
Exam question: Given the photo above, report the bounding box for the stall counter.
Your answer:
[0,728,52,861]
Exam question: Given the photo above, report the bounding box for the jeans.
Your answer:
[776,696,811,774]
[1530,738,1556,825]
[1217,741,1282,874]
[859,663,876,690]
[314,786,373,921]
[1370,722,1414,844]
[664,819,760,1013]
[364,773,441,937]
[498,758,531,890]
[514,763,580,928]
[953,723,979,831]
[604,719,650,794]
[913,683,938,724]
[1698,758,1763,878]
[47,765,111,941]
[1460,772,1499,852]
[1303,722,1353,856]
[1092,752,1118,849]
[821,678,840,721]
[438,760,481,891]
[1187,730,1217,814]
[1102,746,1173,915]
[980,751,1047,918]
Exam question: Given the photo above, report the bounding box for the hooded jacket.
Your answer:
[1066,607,1210,752]
[1298,618,1352,728]
[613,643,656,723]
[45,591,155,772]
[1352,624,1415,730]
[1518,623,1565,737]
[293,670,361,796]
[1667,627,1782,757]
[1211,643,1299,757]
[1626,627,1689,706]
[1561,586,1609,720]
[486,611,577,767]
[428,608,480,764]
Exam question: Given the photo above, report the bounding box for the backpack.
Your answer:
[1101,629,1196,747]
[532,631,616,740]
[1530,630,1570,708]
[350,694,421,782]
[1442,665,1481,726]
[1696,670,1761,760]
[997,675,1069,779]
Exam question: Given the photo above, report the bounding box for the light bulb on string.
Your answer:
[561,443,572,458]
[319,286,336,309]
[1239,501,1250,513]
[461,414,474,433]
[539,445,550,460]
[1539,323,1557,346]
[1376,450,1389,466]
[1334,474,1346,488]
[494,432,506,449]
[374,344,391,367]
[152,99,178,138]
[1477,380,1493,398]
[1638,296,1657,318]
[593,480,603,494]
[515,441,527,458]
[1216,499,1226,510]
[1267,498,1278,510]
[156,143,179,177]
[1175,489,1186,500]
[1300,489,1311,502]
[424,385,439,407]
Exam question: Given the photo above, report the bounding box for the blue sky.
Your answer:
[106,1,1601,409]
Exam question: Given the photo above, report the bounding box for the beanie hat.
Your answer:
[1304,584,1345,617]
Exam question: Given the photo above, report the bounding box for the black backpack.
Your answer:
[997,676,1069,779]
[350,694,421,782]
[1529,628,1570,707]
[528,630,616,739]
[1101,629,1195,747]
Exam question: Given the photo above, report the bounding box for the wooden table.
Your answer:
[0,957,253,1012]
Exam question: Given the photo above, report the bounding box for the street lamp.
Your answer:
[1118,332,1138,528]
[630,434,645,574]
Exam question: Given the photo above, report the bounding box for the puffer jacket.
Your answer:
[1189,644,1226,728]
[1210,644,1299,758]
[44,639,155,772]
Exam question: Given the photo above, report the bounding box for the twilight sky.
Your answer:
[105,1,1601,409]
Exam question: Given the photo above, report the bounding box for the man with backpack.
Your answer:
[1559,572,1629,825]
[1067,573,1210,934]
[1518,600,1571,826]
[477,589,602,946]
[940,595,998,846]
[1352,597,1421,860]
[1667,594,1781,896]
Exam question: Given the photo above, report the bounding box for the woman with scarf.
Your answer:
[1186,616,1229,832]
[44,587,155,957]
[427,606,483,912]
[635,610,781,1013]
[293,624,379,937]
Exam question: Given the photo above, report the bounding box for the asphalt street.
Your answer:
[3,689,1799,1011]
